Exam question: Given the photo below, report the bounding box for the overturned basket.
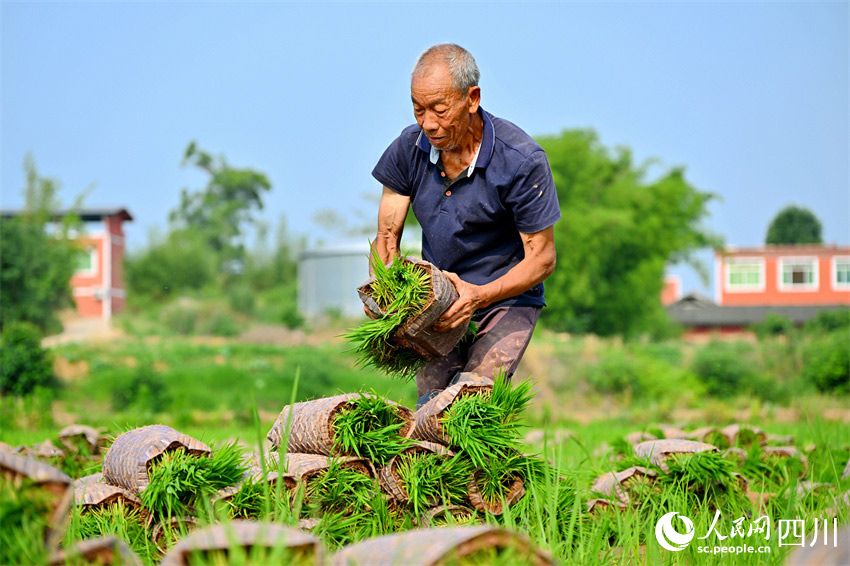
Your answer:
[358,257,467,360]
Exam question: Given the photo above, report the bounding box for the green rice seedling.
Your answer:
[472,452,543,508]
[140,442,248,519]
[659,451,747,510]
[71,501,155,564]
[0,478,51,566]
[331,393,412,465]
[441,372,533,467]
[395,452,473,517]
[344,250,432,380]
[181,540,314,566]
[303,460,381,516]
[700,430,731,450]
[222,479,267,520]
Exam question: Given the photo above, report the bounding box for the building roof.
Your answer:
[0,207,133,222]
[719,244,849,256]
[667,292,847,326]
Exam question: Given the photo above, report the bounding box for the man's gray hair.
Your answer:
[412,43,480,94]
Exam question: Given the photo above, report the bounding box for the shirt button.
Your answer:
[445,190,452,196]
[440,171,446,177]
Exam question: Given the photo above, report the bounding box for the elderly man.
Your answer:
[371,43,560,405]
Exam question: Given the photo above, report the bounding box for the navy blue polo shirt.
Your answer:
[372,108,561,310]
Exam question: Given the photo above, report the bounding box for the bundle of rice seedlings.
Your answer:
[395,452,473,517]
[303,459,382,515]
[344,251,432,379]
[159,522,321,566]
[467,452,542,514]
[331,393,413,465]
[0,478,52,565]
[658,451,747,509]
[72,501,154,564]
[440,373,533,467]
[420,505,481,527]
[141,443,248,519]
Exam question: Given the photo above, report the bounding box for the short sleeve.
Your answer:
[504,150,562,233]
[371,132,413,196]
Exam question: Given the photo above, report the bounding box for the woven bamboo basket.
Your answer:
[58,424,101,454]
[272,452,376,484]
[29,439,65,459]
[591,466,658,504]
[48,536,143,566]
[720,423,766,447]
[102,425,211,495]
[152,516,200,554]
[466,468,525,515]
[378,441,454,504]
[0,451,73,549]
[633,439,720,473]
[329,526,554,566]
[412,381,493,445]
[586,498,628,514]
[418,505,480,527]
[73,473,142,509]
[786,524,850,566]
[358,257,467,360]
[160,520,322,566]
[763,446,809,477]
[267,393,414,455]
[658,426,690,440]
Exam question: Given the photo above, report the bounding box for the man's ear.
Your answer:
[466,86,481,113]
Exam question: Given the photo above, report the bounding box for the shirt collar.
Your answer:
[415,107,495,171]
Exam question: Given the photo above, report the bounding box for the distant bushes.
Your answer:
[585,345,704,402]
[690,341,780,400]
[802,328,849,393]
[0,322,56,396]
[161,300,240,337]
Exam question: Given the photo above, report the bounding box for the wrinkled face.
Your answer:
[411,63,480,151]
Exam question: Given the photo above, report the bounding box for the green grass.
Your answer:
[395,452,473,517]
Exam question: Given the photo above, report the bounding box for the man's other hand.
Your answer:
[433,272,485,332]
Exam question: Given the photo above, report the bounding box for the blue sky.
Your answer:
[2,1,847,296]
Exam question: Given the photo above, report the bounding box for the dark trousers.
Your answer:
[415,305,542,398]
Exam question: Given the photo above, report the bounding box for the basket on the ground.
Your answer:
[267,393,413,455]
[329,526,554,566]
[73,473,142,509]
[102,425,211,495]
[633,439,719,473]
[0,451,73,548]
[466,468,526,515]
[48,536,143,566]
[160,520,322,566]
[591,466,658,504]
[413,381,493,445]
[378,441,453,504]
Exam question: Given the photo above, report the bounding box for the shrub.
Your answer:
[804,308,850,334]
[801,329,850,393]
[0,322,55,396]
[198,309,239,337]
[586,348,703,401]
[751,312,795,339]
[227,282,256,315]
[110,364,171,412]
[126,229,217,302]
[258,284,303,328]
[162,300,201,335]
[690,341,777,398]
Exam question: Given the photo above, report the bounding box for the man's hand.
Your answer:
[433,272,486,332]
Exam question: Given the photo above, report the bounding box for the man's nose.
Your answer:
[422,110,439,132]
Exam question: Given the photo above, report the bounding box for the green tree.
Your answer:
[536,129,720,336]
[0,157,82,334]
[170,142,272,263]
[765,205,823,245]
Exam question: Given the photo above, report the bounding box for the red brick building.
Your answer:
[2,208,133,321]
[668,245,850,339]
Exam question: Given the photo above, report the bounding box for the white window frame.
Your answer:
[778,256,819,292]
[75,247,98,277]
[832,256,850,291]
[724,257,765,292]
